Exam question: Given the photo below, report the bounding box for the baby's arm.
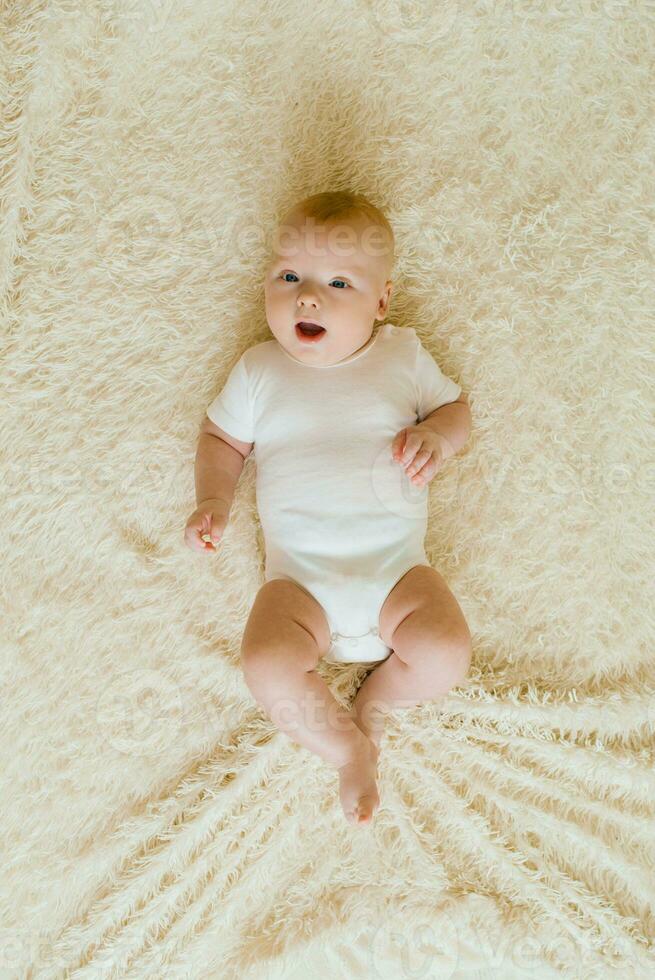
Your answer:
[195,415,252,510]
[186,351,255,552]
[414,390,470,460]
[185,417,253,553]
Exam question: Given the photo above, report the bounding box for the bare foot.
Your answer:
[337,736,380,825]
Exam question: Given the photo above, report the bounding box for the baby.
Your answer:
[185,191,473,825]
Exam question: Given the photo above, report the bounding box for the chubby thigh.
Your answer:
[240,578,332,673]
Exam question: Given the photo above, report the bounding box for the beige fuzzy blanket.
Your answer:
[2,1,654,977]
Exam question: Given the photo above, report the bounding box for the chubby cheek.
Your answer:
[272,289,294,317]
[265,291,286,326]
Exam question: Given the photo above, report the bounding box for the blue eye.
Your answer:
[279,273,349,289]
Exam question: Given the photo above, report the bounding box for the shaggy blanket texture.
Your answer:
[2,1,654,977]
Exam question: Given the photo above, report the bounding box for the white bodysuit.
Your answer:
[206,322,461,664]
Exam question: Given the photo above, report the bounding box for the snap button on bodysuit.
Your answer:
[348,637,359,646]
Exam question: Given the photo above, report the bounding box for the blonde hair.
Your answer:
[278,190,395,274]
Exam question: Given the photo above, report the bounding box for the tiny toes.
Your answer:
[353,795,376,823]
[338,745,379,825]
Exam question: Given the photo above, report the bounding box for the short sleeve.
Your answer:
[414,338,462,422]
[206,353,255,443]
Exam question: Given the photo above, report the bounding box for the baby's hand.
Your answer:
[391,426,447,487]
[184,498,230,553]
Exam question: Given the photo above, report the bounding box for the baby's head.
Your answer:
[264,191,395,366]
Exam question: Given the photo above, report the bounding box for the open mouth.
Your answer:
[295,322,326,343]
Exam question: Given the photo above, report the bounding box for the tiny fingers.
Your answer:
[391,430,407,460]
[405,449,431,476]
[409,454,438,485]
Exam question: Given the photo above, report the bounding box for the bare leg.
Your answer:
[349,630,470,746]
[241,580,380,824]
[349,653,448,746]
[350,566,473,746]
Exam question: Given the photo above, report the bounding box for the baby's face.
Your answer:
[264,211,393,366]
